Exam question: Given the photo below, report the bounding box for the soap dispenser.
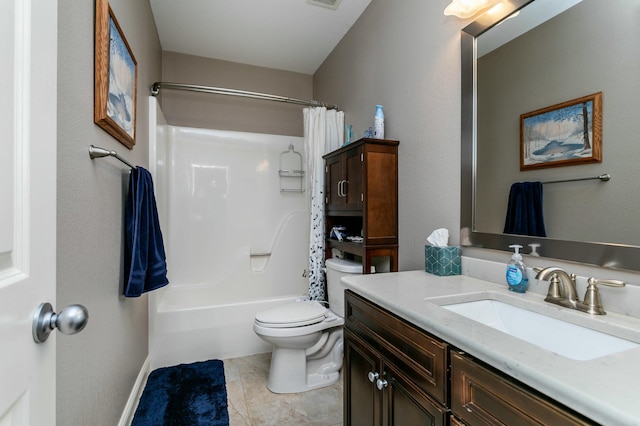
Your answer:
[506,244,528,293]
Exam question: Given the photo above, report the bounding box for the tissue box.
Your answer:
[425,245,461,276]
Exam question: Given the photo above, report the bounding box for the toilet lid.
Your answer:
[255,301,327,328]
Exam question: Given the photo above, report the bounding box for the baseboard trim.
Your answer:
[118,356,151,426]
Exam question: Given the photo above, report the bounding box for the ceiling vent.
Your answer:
[307,0,342,10]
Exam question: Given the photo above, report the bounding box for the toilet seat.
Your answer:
[255,301,328,328]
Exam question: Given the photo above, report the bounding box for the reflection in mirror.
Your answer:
[476,0,638,245]
[461,0,640,271]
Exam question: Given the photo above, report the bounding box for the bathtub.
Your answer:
[149,292,305,369]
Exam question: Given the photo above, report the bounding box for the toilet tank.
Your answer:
[326,258,363,317]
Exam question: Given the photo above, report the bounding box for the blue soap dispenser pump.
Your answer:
[506,244,528,293]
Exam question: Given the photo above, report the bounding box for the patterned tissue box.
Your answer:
[425,245,461,276]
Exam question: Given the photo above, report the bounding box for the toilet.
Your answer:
[253,257,362,393]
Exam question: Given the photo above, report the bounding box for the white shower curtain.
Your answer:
[304,107,344,301]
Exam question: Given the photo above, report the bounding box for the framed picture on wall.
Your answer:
[94,0,137,149]
[520,92,602,170]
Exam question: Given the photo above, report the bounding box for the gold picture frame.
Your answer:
[520,92,602,171]
[94,0,137,149]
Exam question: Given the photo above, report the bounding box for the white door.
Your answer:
[0,0,58,424]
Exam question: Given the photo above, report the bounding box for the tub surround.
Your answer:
[341,268,640,425]
[148,102,311,368]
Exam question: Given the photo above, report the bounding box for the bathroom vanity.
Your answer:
[323,138,399,273]
[342,271,640,425]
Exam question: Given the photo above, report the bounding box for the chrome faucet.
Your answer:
[534,267,625,315]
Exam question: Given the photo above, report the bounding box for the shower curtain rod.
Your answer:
[151,82,340,110]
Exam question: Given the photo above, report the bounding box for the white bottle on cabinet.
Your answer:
[374,105,384,139]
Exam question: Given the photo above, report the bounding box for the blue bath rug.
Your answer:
[132,359,229,426]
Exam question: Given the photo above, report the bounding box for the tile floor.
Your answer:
[223,352,343,426]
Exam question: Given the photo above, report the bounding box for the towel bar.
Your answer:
[541,173,610,184]
[89,145,136,169]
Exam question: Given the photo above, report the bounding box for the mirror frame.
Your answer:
[460,0,640,272]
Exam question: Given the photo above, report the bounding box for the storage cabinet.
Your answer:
[344,291,449,426]
[324,138,399,273]
[344,291,598,426]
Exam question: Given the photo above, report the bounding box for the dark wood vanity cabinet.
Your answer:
[344,290,598,426]
[450,351,596,426]
[344,291,449,426]
[324,138,399,273]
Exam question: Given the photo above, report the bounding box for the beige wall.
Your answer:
[57,0,161,424]
[314,0,467,270]
[160,52,313,136]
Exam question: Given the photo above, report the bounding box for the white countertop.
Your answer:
[341,270,640,426]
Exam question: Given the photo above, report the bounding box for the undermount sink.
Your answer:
[442,299,639,360]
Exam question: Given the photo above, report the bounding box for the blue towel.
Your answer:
[503,182,547,237]
[124,167,169,297]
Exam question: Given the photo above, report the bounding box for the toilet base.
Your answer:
[267,334,344,394]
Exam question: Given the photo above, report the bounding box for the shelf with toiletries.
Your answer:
[323,138,399,274]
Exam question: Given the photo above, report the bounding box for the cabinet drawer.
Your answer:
[451,351,596,425]
[345,290,448,405]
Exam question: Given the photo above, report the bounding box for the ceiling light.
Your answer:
[444,0,502,19]
[307,0,342,10]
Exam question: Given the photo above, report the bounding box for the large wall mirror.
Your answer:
[461,0,640,271]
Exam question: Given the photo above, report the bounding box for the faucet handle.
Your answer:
[544,273,563,300]
[588,277,626,288]
[582,277,626,315]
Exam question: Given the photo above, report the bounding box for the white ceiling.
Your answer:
[149,0,372,75]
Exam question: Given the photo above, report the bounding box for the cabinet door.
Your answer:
[325,154,344,210]
[343,147,363,210]
[383,360,448,426]
[326,148,363,213]
[345,328,382,426]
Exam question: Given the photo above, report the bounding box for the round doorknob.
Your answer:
[376,378,388,391]
[32,302,89,343]
[368,371,379,383]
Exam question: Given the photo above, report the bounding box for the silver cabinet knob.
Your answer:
[376,378,388,390]
[32,302,89,343]
[368,371,379,383]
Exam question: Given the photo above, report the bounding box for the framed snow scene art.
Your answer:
[94,0,138,149]
[520,92,602,171]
